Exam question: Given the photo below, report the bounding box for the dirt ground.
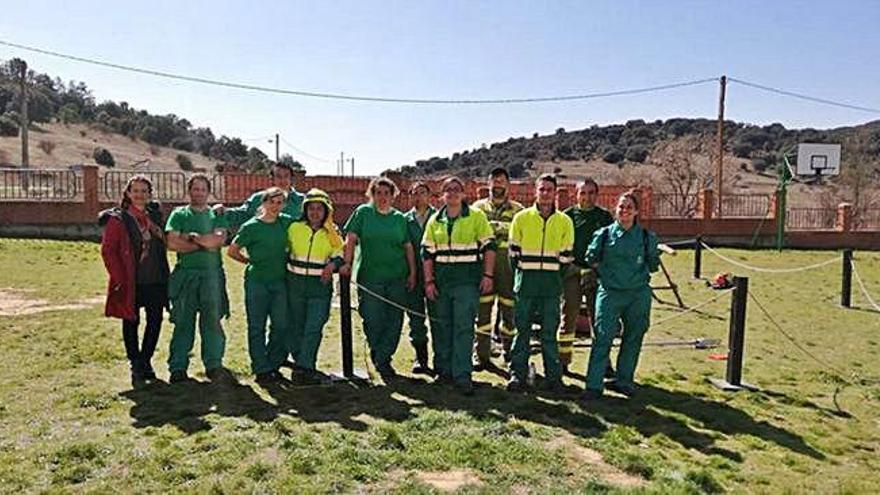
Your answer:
[0,288,103,316]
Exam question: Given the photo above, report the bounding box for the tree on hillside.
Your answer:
[839,130,880,227]
[278,153,305,171]
[649,136,719,217]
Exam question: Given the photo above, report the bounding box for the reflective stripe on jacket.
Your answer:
[471,197,524,250]
[509,205,575,273]
[287,221,343,277]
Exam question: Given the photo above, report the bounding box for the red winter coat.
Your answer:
[99,206,169,321]
[101,213,137,321]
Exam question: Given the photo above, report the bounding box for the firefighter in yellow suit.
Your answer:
[471,167,524,370]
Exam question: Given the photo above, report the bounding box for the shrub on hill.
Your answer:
[92,147,115,167]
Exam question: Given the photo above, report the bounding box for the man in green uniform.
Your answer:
[559,179,614,370]
[422,176,495,395]
[226,187,291,384]
[471,167,523,370]
[216,162,305,229]
[165,174,230,383]
[403,182,436,375]
[583,191,660,399]
[507,174,574,392]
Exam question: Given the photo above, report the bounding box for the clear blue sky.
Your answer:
[2,1,878,175]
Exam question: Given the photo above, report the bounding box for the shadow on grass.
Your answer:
[585,384,826,461]
[119,372,824,464]
[120,375,279,434]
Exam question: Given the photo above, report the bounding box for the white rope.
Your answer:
[851,260,880,313]
[701,242,839,273]
[354,281,441,321]
[652,288,734,327]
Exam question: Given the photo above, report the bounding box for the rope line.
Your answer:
[0,39,715,104]
[279,137,335,164]
[728,77,880,114]
[354,281,441,321]
[748,291,851,380]
[652,288,734,327]
[701,242,839,273]
[851,260,880,313]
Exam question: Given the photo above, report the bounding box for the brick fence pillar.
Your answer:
[698,189,714,220]
[83,165,99,220]
[836,202,852,232]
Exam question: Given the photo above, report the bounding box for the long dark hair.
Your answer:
[120,175,154,210]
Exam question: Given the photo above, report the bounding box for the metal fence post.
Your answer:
[693,236,702,279]
[711,276,755,391]
[841,249,853,308]
[339,274,354,378]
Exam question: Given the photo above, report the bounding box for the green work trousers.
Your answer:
[559,266,599,365]
[167,267,228,373]
[586,287,652,392]
[429,283,480,384]
[244,278,288,374]
[510,294,562,383]
[357,278,406,369]
[406,286,429,348]
[475,249,515,361]
[288,283,332,370]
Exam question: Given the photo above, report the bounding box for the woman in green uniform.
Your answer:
[226,187,291,384]
[583,190,660,399]
[422,176,495,395]
[286,189,344,384]
[340,177,417,382]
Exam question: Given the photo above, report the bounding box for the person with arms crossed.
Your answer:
[165,174,230,383]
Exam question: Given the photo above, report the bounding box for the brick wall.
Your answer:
[2,165,878,249]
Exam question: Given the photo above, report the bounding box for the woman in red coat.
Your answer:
[99,175,169,383]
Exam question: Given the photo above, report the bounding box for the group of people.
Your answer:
[100,162,661,399]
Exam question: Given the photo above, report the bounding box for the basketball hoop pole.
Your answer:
[775,153,794,251]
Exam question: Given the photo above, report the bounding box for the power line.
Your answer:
[279,137,334,163]
[0,39,715,104]
[728,77,880,114]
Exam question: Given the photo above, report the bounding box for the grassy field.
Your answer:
[0,238,878,494]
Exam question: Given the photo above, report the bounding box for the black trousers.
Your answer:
[122,283,166,371]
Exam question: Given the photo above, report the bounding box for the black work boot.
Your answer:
[411,344,434,376]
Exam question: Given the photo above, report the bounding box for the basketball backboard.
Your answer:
[796,143,841,176]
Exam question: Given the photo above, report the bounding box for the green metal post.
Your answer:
[775,155,793,251]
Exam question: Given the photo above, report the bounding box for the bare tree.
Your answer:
[839,130,880,228]
[649,135,719,217]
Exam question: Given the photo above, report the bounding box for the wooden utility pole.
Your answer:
[275,133,280,162]
[16,59,29,169]
[350,156,355,177]
[715,75,727,218]
[339,151,344,176]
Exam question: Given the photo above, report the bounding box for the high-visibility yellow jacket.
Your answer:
[286,189,344,296]
[422,203,496,288]
[509,205,575,296]
[472,197,524,250]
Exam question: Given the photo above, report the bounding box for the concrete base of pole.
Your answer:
[329,370,372,386]
[709,378,758,392]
